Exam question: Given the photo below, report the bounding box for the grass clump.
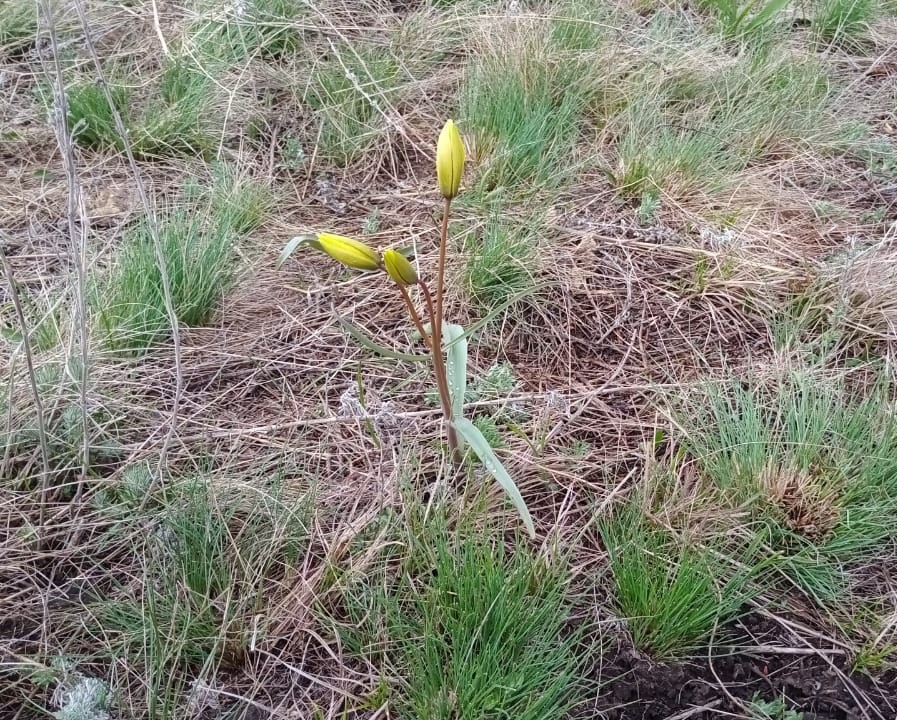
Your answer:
[64,82,128,151]
[612,102,732,201]
[719,57,831,158]
[696,0,790,41]
[609,46,836,200]
[1,360,121,489]
[600,492,756,659]
[88,476,311,718]
[0,0,38,57]
[131,55,217,158]
[460,32,591,194]
[680,370,897,602]
[195,0,305,60]
[94,168,271,355]
[305,44,403,167]
[813,0,877,47]
[59,56,217,157]
[606,27,833,201]
[463,211,540,314]
[549,0,609,51]
[331,515,584,720]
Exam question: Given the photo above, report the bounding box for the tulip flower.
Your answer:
[436,119,465,199]
[277,117,534,537]
[316,232,381,272]
[383,249,419,287]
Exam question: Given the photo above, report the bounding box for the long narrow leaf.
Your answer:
[454,417,535,539]
[278,235,321,267]
[442,323,467,420]
[743,0,789,33]
[339,318,430,362]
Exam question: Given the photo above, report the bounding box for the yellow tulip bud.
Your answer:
[316,232,381,272]
[436,119,465,199]
[383,249,418,286]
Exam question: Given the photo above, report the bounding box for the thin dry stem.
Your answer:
[398,284,432,352]
[71,0,183,506]
[37,0,90,508]
[0,240,51,528]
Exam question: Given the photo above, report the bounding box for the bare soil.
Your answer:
[592,615,897,719]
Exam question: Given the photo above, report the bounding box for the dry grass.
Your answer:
[3,0,897,717]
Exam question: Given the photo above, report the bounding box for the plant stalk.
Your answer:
[418,280,461,464]
[432,196,452,364]
[398,285,432,352]
[0,242,52,533]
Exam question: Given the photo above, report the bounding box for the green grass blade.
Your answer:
[742,0,789,34]
[454,417,535,539]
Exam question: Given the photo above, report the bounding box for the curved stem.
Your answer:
[399,285,432,352]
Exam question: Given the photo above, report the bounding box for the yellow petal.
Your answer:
[436,119,465,199]
[383,248,418,286]
[316,233,381,271]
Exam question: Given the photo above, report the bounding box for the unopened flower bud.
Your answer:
[436,119,465,199]
[383,248,418,286]
[316,232,381,271]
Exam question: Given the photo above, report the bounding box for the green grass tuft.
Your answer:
[330,515,585,720]
[600,493,757,658]
[697,0,790,40]
[461,35,590,193]
[196,0,305,60]
[606,30,833,200]
[89,476,311,717]
[813,0,877,47]
[64,82,128,151]
[612,102,731,200]
[57,56,218,158]
[131,55,218,158]
[306,44,403,167]
[94,170,271,356]
[550,0,609,51]
[0,0,38,57]
[679,370,897,602]
[463,212,540,314]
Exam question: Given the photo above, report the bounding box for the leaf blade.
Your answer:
[278,235,322,267]
[442,323,467,420]
[339,318,430,362]
[454,417,535,539]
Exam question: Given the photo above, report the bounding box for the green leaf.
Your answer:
[278,235,322,267]
[339,318,430,362]
[442,323,467,420]
[1,325,23,345]
[743,0,789,33]
[453,417,535,539]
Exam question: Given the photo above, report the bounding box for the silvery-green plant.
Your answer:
[51,675,111,720]
[280,120,534,537]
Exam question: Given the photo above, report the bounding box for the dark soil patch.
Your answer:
[592,616,897,719]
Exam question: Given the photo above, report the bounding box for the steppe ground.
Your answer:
[3,0,897,717]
